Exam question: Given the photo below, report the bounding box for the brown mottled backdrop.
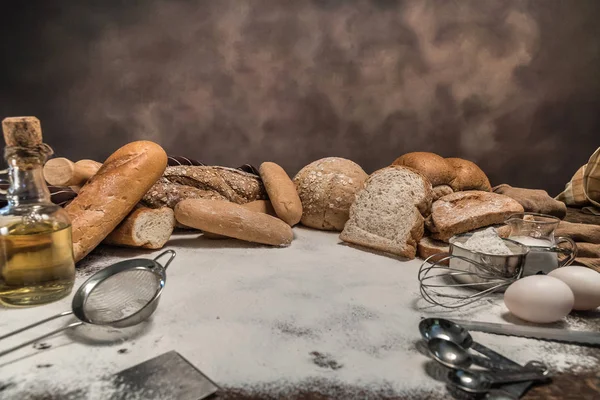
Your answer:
[1,0,599,195]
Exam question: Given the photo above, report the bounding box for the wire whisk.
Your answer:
[418,234,530,309]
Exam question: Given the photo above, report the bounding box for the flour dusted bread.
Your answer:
[427,191,524,241]
[104,207,175,249]
[294,157,368,231]
[340,166,433,259]
[65,141,168,261]
[175,199,293,246]
[259,162,302,226]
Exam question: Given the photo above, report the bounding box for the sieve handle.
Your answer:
[154,249,176,270]
[0,321,83,358]
[0,310,73,341]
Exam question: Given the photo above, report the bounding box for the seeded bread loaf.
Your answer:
[162,166,266,204]
[340,166,433,259]
[427,191,524,241]
[293,157,368,231]
[175,199,293,246]
[142,179,228,209]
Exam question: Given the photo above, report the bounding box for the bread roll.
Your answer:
[340,166,433,259]
[43,158,102,186]
[65,141,168,261]
[104,207,175,249]
[446,158,491,192]
[202,200,276,239]
[392,152,456,187]
[293,157,368,231]
[259,162,302,226]
[175,199,293,246]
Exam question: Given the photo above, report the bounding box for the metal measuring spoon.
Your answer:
[419,318,545,399]
[427,338,547,372]
[419,318,547,370]
[447,369,551,394]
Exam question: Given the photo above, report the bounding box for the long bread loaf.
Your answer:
[65,141,168,261]
[259,162,302,226]
[104,206,175,249]
[175,199,293,246]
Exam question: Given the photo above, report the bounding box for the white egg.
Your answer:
[549,266,600,310]
[504,275,574,323]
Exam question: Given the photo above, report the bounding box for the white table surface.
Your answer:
[0,227,598,399]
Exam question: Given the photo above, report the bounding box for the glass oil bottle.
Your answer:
[0,117,75,307]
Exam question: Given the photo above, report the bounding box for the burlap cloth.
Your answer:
[556,220,600,272]
[493,184,567,218]
[556,146,600,215]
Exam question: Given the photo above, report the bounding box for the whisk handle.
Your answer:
[0,321,83,358]
[0,310,73,341]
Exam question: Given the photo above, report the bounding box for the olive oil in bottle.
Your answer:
[0,117,75,307]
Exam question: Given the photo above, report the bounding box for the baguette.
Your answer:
[259,162,302,226]
[203,200,276,239]
[65,141,168,261]
[104,207,175,249]
[175,199,293,246]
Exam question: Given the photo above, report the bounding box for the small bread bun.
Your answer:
[392,152,456,187]
[446,158,492,192]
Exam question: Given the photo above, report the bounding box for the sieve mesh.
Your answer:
[83,269,162,324]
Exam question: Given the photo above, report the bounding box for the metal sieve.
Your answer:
[0,250,176,357]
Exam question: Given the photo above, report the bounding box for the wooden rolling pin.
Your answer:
[43,158,102,186]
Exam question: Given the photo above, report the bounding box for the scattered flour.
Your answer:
[461,227,513,255]
[0,228,597,399]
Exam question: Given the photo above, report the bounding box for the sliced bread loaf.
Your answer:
[340,166,433,259]
[417,237,450,265]
[428,191,524,241]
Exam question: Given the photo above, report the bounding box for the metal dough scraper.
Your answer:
[108,351,220,400]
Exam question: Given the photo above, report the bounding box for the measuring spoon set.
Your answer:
[419,318,552,399]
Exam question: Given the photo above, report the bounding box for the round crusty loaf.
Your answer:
[259,162,302,226]
[446,158,492,192]
[293,157,368,231]
[175,199,293,246]
[66,141,168,262]
[392,152,456,187]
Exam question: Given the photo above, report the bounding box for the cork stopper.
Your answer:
[2,116,43,148]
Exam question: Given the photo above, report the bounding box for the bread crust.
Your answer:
[259,162,302,226]
[392,152,456,187]
[446,157,492,191]
[65,141,168,261]
[104,207,175,249]
[429,191,524,241]
[202,200,277,239]
[293,157,368,231]
[175,199,293,246]
[417,237,450,265]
